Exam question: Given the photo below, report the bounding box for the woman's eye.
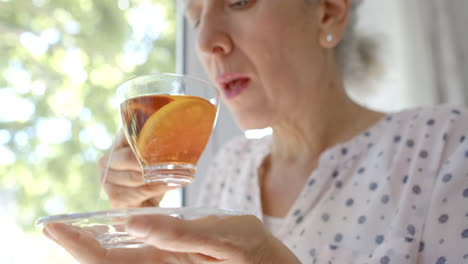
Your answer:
[230,0,250,9]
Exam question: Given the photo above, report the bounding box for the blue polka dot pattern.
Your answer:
[462,229,468,239]
[439,214,449,224]
[375,235,385,244]
[436,256,446,264]
[358,215,366,224]
[380,256,390,264]
[197,106,468,263]
[442,174,452,183]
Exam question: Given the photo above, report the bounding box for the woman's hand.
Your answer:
[44,215,301,264]
[98,130,182,208]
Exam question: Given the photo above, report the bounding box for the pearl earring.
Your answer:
[326,34,334,42]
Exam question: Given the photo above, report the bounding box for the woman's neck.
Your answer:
[269,83,384,167]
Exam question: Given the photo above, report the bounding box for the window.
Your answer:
[0,0,179,262]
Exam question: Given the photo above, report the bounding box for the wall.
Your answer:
[351,0,437,111]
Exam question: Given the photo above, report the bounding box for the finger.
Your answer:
[104,182,175,208]
[99,147,140,174]
[45,223,108,263]
[97,130,133,172]
[114,129,130,148]
[141,197,163,207]
[126,215,237,260]
[186,253,222,263]
[43,227,57,242]
[102,169,144,187]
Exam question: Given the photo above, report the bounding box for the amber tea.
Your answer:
[121,94,217,184]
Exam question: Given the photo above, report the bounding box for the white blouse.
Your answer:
[196,105,468,263]
[263,215,285,237]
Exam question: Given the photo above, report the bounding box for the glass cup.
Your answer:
[117,73,219,185]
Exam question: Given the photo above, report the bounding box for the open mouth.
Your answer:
[217,74,251,99]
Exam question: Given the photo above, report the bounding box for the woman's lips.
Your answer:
[223,78,250,99]
[216,73,251,99]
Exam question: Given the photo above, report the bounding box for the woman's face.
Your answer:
[186,0,331,130]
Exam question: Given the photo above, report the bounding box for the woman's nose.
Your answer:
[197,13,233,57]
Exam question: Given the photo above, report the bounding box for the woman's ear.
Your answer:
[316,0,350,48]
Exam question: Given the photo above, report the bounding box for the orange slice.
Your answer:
[121,95,174,134]
[136,97,216,165]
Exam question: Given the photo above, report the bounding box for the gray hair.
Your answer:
[306,0,382,88]
[336,0,382,89]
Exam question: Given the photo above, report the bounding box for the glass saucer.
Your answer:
[37,207,242,249]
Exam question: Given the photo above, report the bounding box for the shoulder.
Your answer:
[410,105,466,142]
[417,108,468,260]
[368,105,467,170]
[382,105,468,148]
[389,104,468,129]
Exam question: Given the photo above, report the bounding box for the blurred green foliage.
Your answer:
[0,0,177,231]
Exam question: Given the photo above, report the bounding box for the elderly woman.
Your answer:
[43,0,468,263]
